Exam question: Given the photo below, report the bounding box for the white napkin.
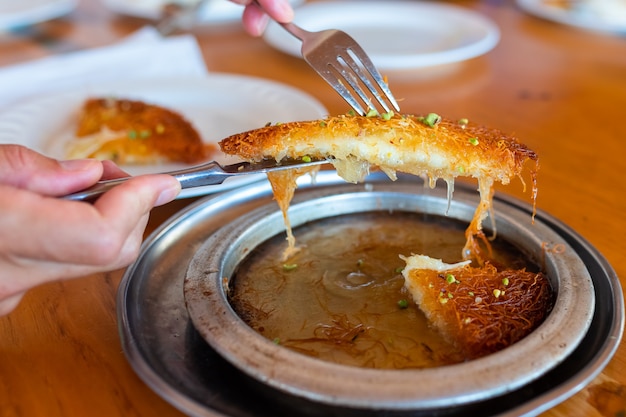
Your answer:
[0,26,207,112]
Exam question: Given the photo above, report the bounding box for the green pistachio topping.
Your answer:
[301,155,312,163]
[446,273,459,284]
[283,263,298,271]
[397,299,409,309]
[366,108,379,117]
[423,112,442,127]
[381,111,394,120]
[469,137,479,146]
[502,277,510,286]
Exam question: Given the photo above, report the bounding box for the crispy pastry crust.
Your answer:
[68,97,214,164]
[401,255,553,360]
[220,113,539,262]
[219,113,537,185]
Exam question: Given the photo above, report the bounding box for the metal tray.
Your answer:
[117,171,624,417]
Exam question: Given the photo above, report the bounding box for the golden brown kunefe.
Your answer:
[220,112,539,262]
[401,255,553,360]
[67,97,215,165]
[220,112,549,359]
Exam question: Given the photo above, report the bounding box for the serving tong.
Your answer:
[63,158,328,202]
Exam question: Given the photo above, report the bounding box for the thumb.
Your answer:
[0,145,104,195]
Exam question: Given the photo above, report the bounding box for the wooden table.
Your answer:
[1,1,625,416]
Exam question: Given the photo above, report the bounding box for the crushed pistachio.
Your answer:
[139,130,151,139]
[469,137,479,146]
[283,263,298,271]
[446,273,459,284]
[381,111,394,120]
[356,259,364,267]
[366,108,379,117]
[301,155,312,163]
[468,291,475,296]
[319,121,327,127]
[422,112,441,127]
[127,130,137,139]
[347,109,356,116]
[394,266,404,273]
[502,277,510,286]
[439,297,449,305]
[273,337,280,344]
[493,289,502,298]
[458,118,469,127]
[397,299,409,309]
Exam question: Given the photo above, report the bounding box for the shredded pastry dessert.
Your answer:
[400,254,553,359]
[220,111,550,359]
[66,97,215,165]
[220,112,539,263]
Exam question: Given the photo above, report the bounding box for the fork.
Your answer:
[256,1,400,116]
[62,158,327,202]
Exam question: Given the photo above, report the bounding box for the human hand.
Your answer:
[0,145,181,315]
[231,0,294,36]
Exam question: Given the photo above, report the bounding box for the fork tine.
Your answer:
[339,41,400,114]
[330,59,381,113]
[313,64,367,115]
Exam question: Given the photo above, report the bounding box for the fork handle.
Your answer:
[62,161,231,202]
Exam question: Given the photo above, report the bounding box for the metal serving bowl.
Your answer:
[183,174,595,412]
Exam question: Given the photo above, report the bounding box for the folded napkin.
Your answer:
[0,26,207,112]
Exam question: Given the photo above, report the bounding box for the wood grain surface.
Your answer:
[1,0,625,416]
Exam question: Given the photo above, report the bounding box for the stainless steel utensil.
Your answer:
[62,158,327,202]
[256,1,400,116]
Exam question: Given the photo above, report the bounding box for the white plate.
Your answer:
[0,74,327,198]
[263,1,500,70]
[100,0,305,24]
[0,0,77,30]
[517,0,626,34]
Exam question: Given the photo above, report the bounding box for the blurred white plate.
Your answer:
[101,0,305,24]
[517,0,626,34]
[0,74,327,198]
[0,0,77,30]
[263,1,500,70]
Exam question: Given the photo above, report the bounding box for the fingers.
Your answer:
[255,0,294,22]
[0,174,180,263]
[242,3,270,36]
[0,173,180,314]
[238,0,294,36]
[0,144,103,196]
